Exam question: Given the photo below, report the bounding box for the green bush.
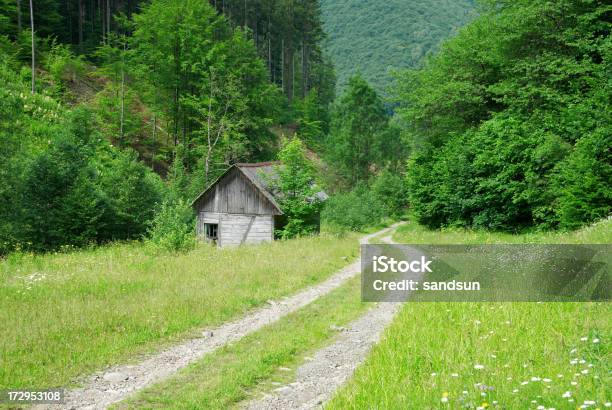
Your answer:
[322,184,385,231]
[406,116,573,231]
[96,149,166,240]
[371,169,408,218]
[273,138,324,239]
[555,130,612,229]
[397,0,611,232]
[44,42,85,86]
[0,61,166,253]
[146,200,196,252]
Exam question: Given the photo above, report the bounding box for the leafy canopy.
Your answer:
[400,0,611,231]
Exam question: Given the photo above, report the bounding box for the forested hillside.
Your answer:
[0,0,333,103]
[0,0,609,254]
[0,0,336,254]
[399,0,611,231]
[320,0,475,93]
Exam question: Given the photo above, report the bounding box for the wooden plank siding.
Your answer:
[194,168,279,216]
[194,167,279,246]
[218,214,274,246]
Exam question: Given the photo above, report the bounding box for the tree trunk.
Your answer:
[301,38,309,98]
[281,38,284,94]
[101,0,105,43]
[78,0,84,52]
[16,0,22,32]
[29,0,34,93]
[283,42,294,102]
[120,44,125,139]
[90,0,94,33]
[106,0,110,37]
[292,51,295,99]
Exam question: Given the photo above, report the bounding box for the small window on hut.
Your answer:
[205,223,218,241]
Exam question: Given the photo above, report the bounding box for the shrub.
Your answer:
[371,169,408,217]
[406,116,572,231]
[146,199,196,252]
[274,138,324,239]
[554,130,612,229]
[322,184,385,231]
[96,148,166,241]
[0,89,166,253]
[44,42,85,86]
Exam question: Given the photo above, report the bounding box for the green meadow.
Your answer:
[116,277,368,410]
[327,219,611,409]
[393,218,612,245]
[0,233,358,390]
[327,302,609,409]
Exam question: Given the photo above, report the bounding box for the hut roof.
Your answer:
[191,162,328,212]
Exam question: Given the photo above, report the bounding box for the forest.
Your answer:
[0,0,610,255]
[320,0,475,93]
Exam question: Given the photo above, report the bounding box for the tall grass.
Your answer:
[328,218,611,409]
[117,277,368,410]
[327,302,610,409]
[0,234,358,389]
[393,217,612,244]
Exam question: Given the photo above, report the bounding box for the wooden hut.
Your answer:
[191,162,284,246]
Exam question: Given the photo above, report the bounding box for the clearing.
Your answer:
[327,218,611,409]
[18,225,395,409]
[1,233,361,391]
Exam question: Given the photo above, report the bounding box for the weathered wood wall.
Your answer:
[196,212,274,246]
[219,214,274,246]
[194,168,278,246]
[195,168,279,216]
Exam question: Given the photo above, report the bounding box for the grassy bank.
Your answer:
[0,233,358,390]
[393,218,612,244]
[116,277,368,409]
[327,302,610,409]
[328,219,611,409]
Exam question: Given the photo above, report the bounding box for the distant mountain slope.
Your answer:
[321,0,475,95]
